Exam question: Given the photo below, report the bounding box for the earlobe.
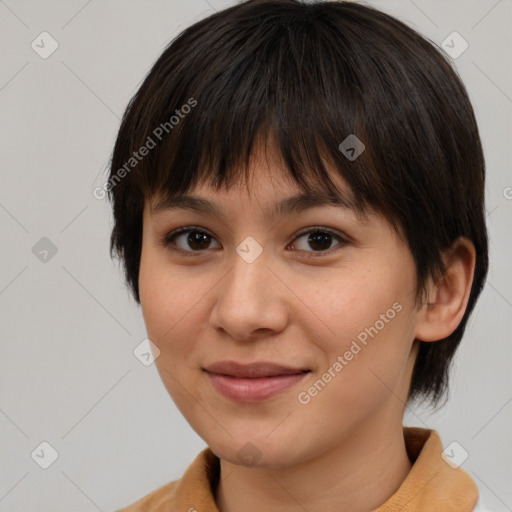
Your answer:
[414,238,476,342]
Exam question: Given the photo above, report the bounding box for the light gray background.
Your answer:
[1,0,511,510]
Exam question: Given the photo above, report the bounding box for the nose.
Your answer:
[209,246,289,342]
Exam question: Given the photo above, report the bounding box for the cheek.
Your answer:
[138,250,218,374]
[139,254,206,412]
[139,249,189,354]
[298,262,416,390]
[139,244,189,334]
[301,264,405,345]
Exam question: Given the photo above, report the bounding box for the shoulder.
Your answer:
[114,479,180,512]
[113,446,219,512]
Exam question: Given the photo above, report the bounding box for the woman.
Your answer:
[108,1,490,510]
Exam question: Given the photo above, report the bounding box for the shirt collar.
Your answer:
[169,426,479,512]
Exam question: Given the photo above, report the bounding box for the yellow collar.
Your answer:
[118,427,479,511]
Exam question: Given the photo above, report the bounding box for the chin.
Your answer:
[208,435,304,469]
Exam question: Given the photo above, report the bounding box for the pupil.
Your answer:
[189,232,209,250]
[309,232,331,251]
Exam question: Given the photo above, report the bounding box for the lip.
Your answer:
[204,361,310,378]
[203,361,311,403]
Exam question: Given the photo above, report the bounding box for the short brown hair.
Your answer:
[107,0,488,407]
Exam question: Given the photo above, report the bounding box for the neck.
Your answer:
[215,420,412,512]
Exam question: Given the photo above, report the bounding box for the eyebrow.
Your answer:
[150,190,358,221]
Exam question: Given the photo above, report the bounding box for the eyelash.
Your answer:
[160,225,348,258]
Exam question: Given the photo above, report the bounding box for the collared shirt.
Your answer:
[116,426,483,511]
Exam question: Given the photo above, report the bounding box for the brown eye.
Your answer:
[307,232,334,251]
[184,231,212,250]
[162,227,221,253]
[290,228,346,256]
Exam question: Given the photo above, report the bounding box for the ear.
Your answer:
[414,237,476,342]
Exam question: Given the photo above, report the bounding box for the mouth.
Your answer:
[203,361,311,402]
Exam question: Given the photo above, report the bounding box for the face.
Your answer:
[139,143,422,469]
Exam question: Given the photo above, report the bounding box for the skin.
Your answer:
[138,141,476,512]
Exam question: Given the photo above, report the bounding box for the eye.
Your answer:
[161,226,220,255]
[161,226,347,257]
[289,227,346,257]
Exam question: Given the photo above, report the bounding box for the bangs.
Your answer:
[125,2,390,220]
